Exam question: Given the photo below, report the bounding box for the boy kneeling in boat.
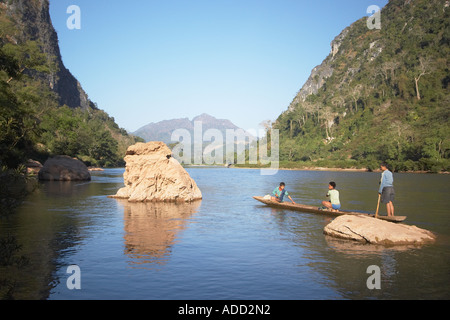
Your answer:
[272,182,296,204]
[321,182,341,212]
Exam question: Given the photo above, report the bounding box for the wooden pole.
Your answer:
[375,194,381,219]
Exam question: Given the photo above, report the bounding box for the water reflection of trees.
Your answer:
[0,180,86,300]
[118,200,201,269]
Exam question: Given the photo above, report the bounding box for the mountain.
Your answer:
[0,0,142,168]
[134,117,193,144]
[274,0,449,172]
[3,0,91,110]
[134,113,255,145]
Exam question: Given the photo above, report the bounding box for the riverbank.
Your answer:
[234,166,449,174]
[233,160,450,174]
[184,164,449,174]
[273,167,448,174]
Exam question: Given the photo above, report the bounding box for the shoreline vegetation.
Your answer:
[235,166,450,174]
[186,161,450,174]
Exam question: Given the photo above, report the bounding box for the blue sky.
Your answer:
[49,0,388,133]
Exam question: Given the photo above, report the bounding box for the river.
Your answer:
[1,168,449,300]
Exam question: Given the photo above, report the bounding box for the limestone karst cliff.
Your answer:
[0,0,142,168]
[275,0,449,172]
[3,0,92,110]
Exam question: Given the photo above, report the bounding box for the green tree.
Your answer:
[0,46,40,168]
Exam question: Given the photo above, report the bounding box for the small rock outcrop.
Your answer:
[88,167,104,172]
[38,156,91,181]
[25,159,43,175]
[324,215,435,246]
[110,142,202,202]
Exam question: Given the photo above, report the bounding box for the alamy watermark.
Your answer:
[367,265,381,290]
[171,121,280,176]
[67,5,81,30]
[66,5,381,31]
[367,5,382,30]
[66,265,81,290]
[64,264,381,292]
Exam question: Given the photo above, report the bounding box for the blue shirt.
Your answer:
[273,187,289,200]
[379,170,394,193]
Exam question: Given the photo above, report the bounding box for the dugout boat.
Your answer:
[253,196,407,223]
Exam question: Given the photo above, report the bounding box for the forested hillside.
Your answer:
[0,0,142,169]
[275,0,449,172]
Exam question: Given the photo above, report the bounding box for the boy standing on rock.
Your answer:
[379,162,395,217]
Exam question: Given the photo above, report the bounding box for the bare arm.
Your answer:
[288,196,296,204]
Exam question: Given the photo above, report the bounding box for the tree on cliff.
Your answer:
[0,35,47,168]
[274,0,450,172]
[0,3,141,169]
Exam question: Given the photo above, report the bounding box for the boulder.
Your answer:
[323,215,435,246]
[38,156,91,181]
[110,141,202,202]
[25,159,43,175]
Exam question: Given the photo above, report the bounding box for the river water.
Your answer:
[1,168,449,300]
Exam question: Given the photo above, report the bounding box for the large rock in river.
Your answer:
[111,142,202,202]
[38,156,91,181]
[324,215,435,245]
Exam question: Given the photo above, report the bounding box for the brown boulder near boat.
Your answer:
[253,196,407,223]
[324,215,435,245]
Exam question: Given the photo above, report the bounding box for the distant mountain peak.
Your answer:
[134,114,251,144]
[193,113,214,120]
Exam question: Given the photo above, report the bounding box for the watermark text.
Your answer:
[67,5,81,30]
[66,265,81,290]
[367,5,381,30]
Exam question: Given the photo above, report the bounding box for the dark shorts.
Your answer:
[381,187,395,204]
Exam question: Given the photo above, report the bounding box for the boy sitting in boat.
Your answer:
[321,182,341,212]
[271,182,296,204]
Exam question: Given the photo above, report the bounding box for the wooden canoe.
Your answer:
[253,196,407,223]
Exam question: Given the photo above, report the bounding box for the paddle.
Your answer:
[375,194,381,219]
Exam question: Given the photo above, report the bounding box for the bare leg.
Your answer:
[272,196,281,203]
[322,201,332,211]
[387,202,395,216]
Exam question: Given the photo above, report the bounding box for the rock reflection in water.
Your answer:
[118,200,201,269]
[324,235,425,255]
